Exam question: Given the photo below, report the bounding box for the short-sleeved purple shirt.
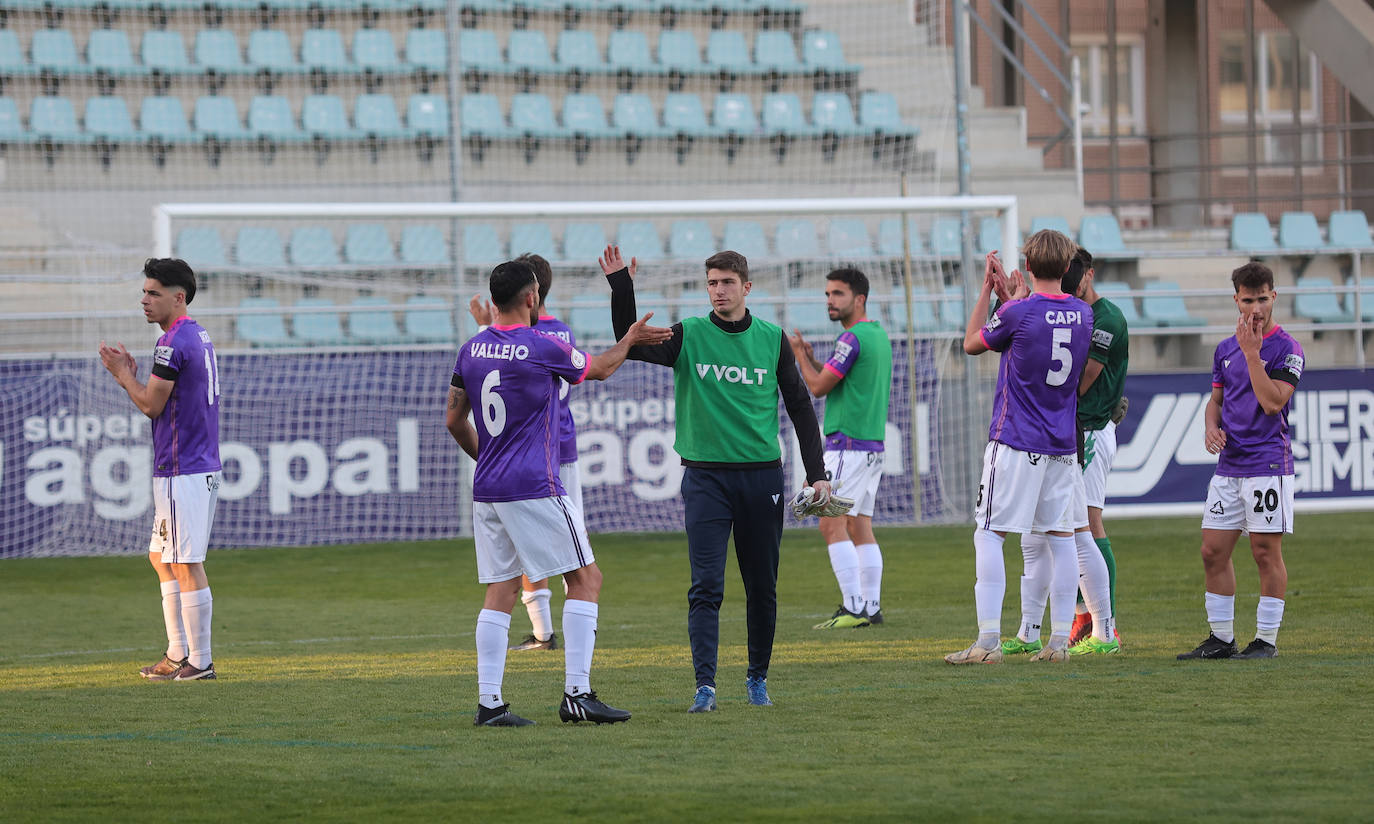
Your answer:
[535,314,578,466]
[453,323,590,502]
[1211,325,1304,477]
[979,292,1092,455]
[149,316,221,477]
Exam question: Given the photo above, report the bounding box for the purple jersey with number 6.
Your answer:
[979,292,1092,455]
[149,316,221,477]
[453,323,590,503]
[535,314,578,466]
[1211,325,1303,477]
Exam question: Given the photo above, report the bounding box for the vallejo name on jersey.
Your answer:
[470,342,530,361]
[695,363,770,384]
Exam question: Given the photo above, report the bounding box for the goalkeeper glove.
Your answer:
[1111,396,1130,425]
[789,487,855,519]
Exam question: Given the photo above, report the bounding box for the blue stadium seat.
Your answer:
[400,225,448,266]
[1230,213,1276,252]
[1141,281,1204,327]
[562,222,609,262]
[754,30,800,74]
[1029,216,1073,236]
[176,227,227,269]
[557,30,607,77]
[87,29,140,82]
[407,93,447,137]
[568,295,612,342]
[748,288,779,324]
[712,93,757,134]
[511,222,558,260]
[929,218,961,257]
[706,30,759,78]
[356,93,408,138]
[141,31,191,77]
[1294,276,1353,323]
[293,297,347,346]
[1278,212,1324,250]
[458,29,505,77]
[885,288,942,333]
[979,217,1013,255]
[289,226,340,267]
[195,29,248,78]
[761,92,812,136]
[302,29,349,73]
[29,96,83,142]
[84,96,137,145]
[939,286,965,330]
[194,95,248,139]
[0,97,23,146]
[612,93,666,138]
[508,30,556,75]
[663,92,710,136]
[460,93,509,139]
[812,92,862,135]
[802,30,860,75]
[858,92,918,137]
[348,296,403,344]
[302,94,354,140]
[237,297,291,347]
[669,220,715,260]
[510,93,562,138]
[774,218,820,257]
[0,31,28,81]
[248,95,303,141]
[1078,214,1126,254]
[675,290,709,322]
[345,223,395,265]
[562,93,615,137]
[405,28,447,75]
[1328,210,1374,249]
[354,29,401,77]
[789,300,832,336]
[1094,282,1144,325]
[877,217,928,257]
[235,227,285,267]
[658,30,705,78]
[607,30,658,80]
[462,223,504,264]
[247,30,300,74]
[722,220,769,260]
[32,29,82,77]
[618,220,665,261]
[404,295,455,343]
[827,218,874,257]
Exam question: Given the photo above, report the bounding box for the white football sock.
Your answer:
[973,529,1006,640]
[521,588,553,641]
[562,599,598,696]
[159,579,187,661]
[1017,533,1051,643]
[826,540,864,614]
[179,587,212,669]
[1205,592,1235,642]
[1074,531,1114,641]
[1256,596,1284,645]
[855,542,883,613]
[1047,534,1078,638]
[476,609,511,709]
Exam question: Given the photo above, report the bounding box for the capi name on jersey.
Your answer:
[1045,309,1083,325]
[694,362,770,384]
[470,341,530,361]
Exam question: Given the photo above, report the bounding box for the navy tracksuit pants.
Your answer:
[682,465,785,689]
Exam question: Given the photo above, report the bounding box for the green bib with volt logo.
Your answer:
[673,314,782,463]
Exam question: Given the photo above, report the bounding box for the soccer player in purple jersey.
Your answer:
[1179,263,1303,661]
[945,229,1091,665]
[468,253,579,653]
[99,258,222,681]
[448,260,670,726]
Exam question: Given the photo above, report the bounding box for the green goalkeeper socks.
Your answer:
[1096,537,1117,615]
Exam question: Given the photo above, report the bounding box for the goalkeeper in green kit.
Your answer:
[600,246,837,714]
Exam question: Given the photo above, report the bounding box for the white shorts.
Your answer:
[824,449,883,518]
[974,442,1077,534]
[1052,467,1090,532]
[149,472,220,565]
[1201,474,1295,534]
[473,495,595,583]
[560,460,583,516]
[1082,421,1118,511]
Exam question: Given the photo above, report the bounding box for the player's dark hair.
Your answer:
[1231,262,1274,293]
[489,260,538,310]
[143,257,197,305]
[515,252,553,306]
[1022,229,1076,281]
[826,267,869,298]
[705,250,749,281]
[1061,247,1092,295]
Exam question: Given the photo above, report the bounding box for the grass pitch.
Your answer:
[2,513,1372,822]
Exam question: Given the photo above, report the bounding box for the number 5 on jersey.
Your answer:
[1046,328,1073,387]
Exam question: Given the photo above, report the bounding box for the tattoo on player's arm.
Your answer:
[448,387,465,410]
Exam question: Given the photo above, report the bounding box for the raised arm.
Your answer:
[100,342,174,418]
[601,244,683,366]
[788,329,841,397]
[962,279,996,355]
[1236,314,1296,415]
[584,311,674,381]
[445,385,479,460]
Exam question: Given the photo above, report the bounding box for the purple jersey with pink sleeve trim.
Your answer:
[453,323,590,502]
[148,316,222,477]
[823,328,861,380]
[979,292,1092,455]
[1211,325,1303,477]
[535,314,578,465]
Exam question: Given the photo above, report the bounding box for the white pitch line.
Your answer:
[3,632,473,662]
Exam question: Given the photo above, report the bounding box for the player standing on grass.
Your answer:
[601,245,830,713]
[1178,262,1302,661]
[468,253,576,653]
[448,260,669,726]
[787,268,893,629]
[100,258,221,681]
[945,229,1090,665]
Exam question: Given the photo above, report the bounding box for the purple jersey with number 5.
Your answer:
[979,292,1092,455]
[149,316,221,477]
[1211,325,1303,477]
[535,314,578,466]
[452,323,590,502]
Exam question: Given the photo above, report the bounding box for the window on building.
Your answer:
[1218,31,1320,167]
[1070,39,1145,137]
